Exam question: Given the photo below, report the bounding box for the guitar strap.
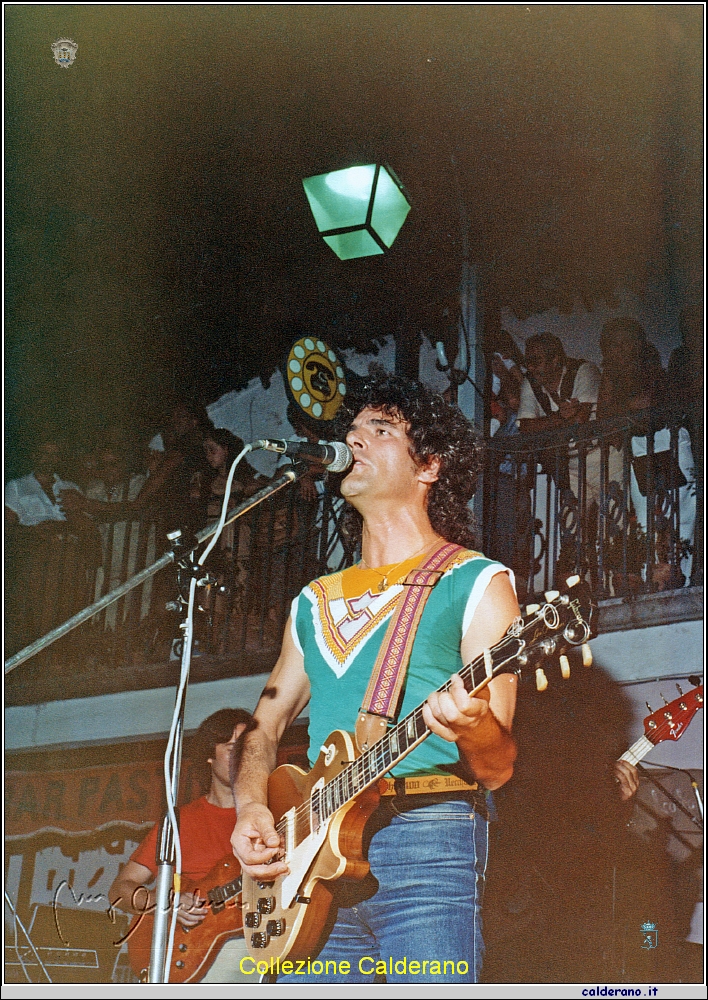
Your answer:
[354,541,464,753]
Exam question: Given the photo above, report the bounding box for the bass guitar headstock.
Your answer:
[642,684,703,745]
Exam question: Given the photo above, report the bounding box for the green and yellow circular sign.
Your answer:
[286,337,347,421]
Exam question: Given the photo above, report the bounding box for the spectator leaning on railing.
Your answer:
[597,317,668,419]
[515,333,626,586]
[67,403,214,533]
[5,439,82,528]
[516,333,600,436]
[59,447,150,629]
[516,332,626,496]
[598,317,696,588]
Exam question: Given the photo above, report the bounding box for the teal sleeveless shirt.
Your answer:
[291,550,510,778]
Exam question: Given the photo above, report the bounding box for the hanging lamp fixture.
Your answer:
[302,163,411,260]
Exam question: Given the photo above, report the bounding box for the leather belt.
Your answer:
[378,774,479,797]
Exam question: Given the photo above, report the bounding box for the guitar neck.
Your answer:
[314,633,525,824]
[618,735,655,767]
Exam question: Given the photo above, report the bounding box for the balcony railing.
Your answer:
[5,479,356,697]
[6,405,701,702]
[482,405,701,604]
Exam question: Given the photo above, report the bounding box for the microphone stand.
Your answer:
[147,460,308,982]
[5,451,314,979]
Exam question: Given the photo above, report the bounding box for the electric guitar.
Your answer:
[619,683,703,767]
[127,854,242,983]
[241,576,595,963]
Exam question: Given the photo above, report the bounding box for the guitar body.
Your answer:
[240,579,596,966]
[128,854,243,983]
[241,728,380,963]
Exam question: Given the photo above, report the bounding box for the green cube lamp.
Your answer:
[302,164,411,260]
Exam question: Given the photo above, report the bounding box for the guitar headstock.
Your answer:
[506,575,597,691]
[643,684,704,745]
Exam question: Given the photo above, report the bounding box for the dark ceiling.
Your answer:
[5,5,702,458]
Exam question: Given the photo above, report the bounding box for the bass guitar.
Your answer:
[619,683,703,767]
[127,854,242,983]
[241,576,595,963]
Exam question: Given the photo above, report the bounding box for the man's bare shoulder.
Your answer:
[251,616,311,738]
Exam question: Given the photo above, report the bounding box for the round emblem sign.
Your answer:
[286,337,347,421]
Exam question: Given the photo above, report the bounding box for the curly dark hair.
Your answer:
[333,374,482,549]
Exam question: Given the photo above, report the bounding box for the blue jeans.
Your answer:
[278,799,488,984]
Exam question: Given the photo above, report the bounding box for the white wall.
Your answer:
[7,620,701,755]
[589,619,703,685]
[5,673,280,753]
[206,337,397,476]
[501,286,681,367]
[590,618,703,770]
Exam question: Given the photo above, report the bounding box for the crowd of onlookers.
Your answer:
[488,315,698,439]
[4,315,700,659]
[4,401,326,659]
[5,399,328,536]
[487,315,698,593]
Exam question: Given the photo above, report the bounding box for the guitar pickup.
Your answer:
[208,888,226,913]
[257,896,276,914]
[245,911,261,928]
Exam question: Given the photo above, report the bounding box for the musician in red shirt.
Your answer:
[109,708,252,982]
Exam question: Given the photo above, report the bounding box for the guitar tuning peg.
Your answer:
[675,683,684,696]
[559,654,571,679]
[535,667,549,692]
[565,575,580,588]
[660,693,669,706]
[544,590,559,602]
[526,603,540,615]
[646,701,653,714]
[581,643,593,667]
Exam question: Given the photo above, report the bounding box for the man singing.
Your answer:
[230,375,519,983]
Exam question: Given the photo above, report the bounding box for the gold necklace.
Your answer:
[359,539,439,593]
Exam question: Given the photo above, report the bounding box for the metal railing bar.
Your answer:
[4,471,299,675]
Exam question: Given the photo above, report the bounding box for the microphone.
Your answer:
[435,341,450,371]
[251,439,353,473]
